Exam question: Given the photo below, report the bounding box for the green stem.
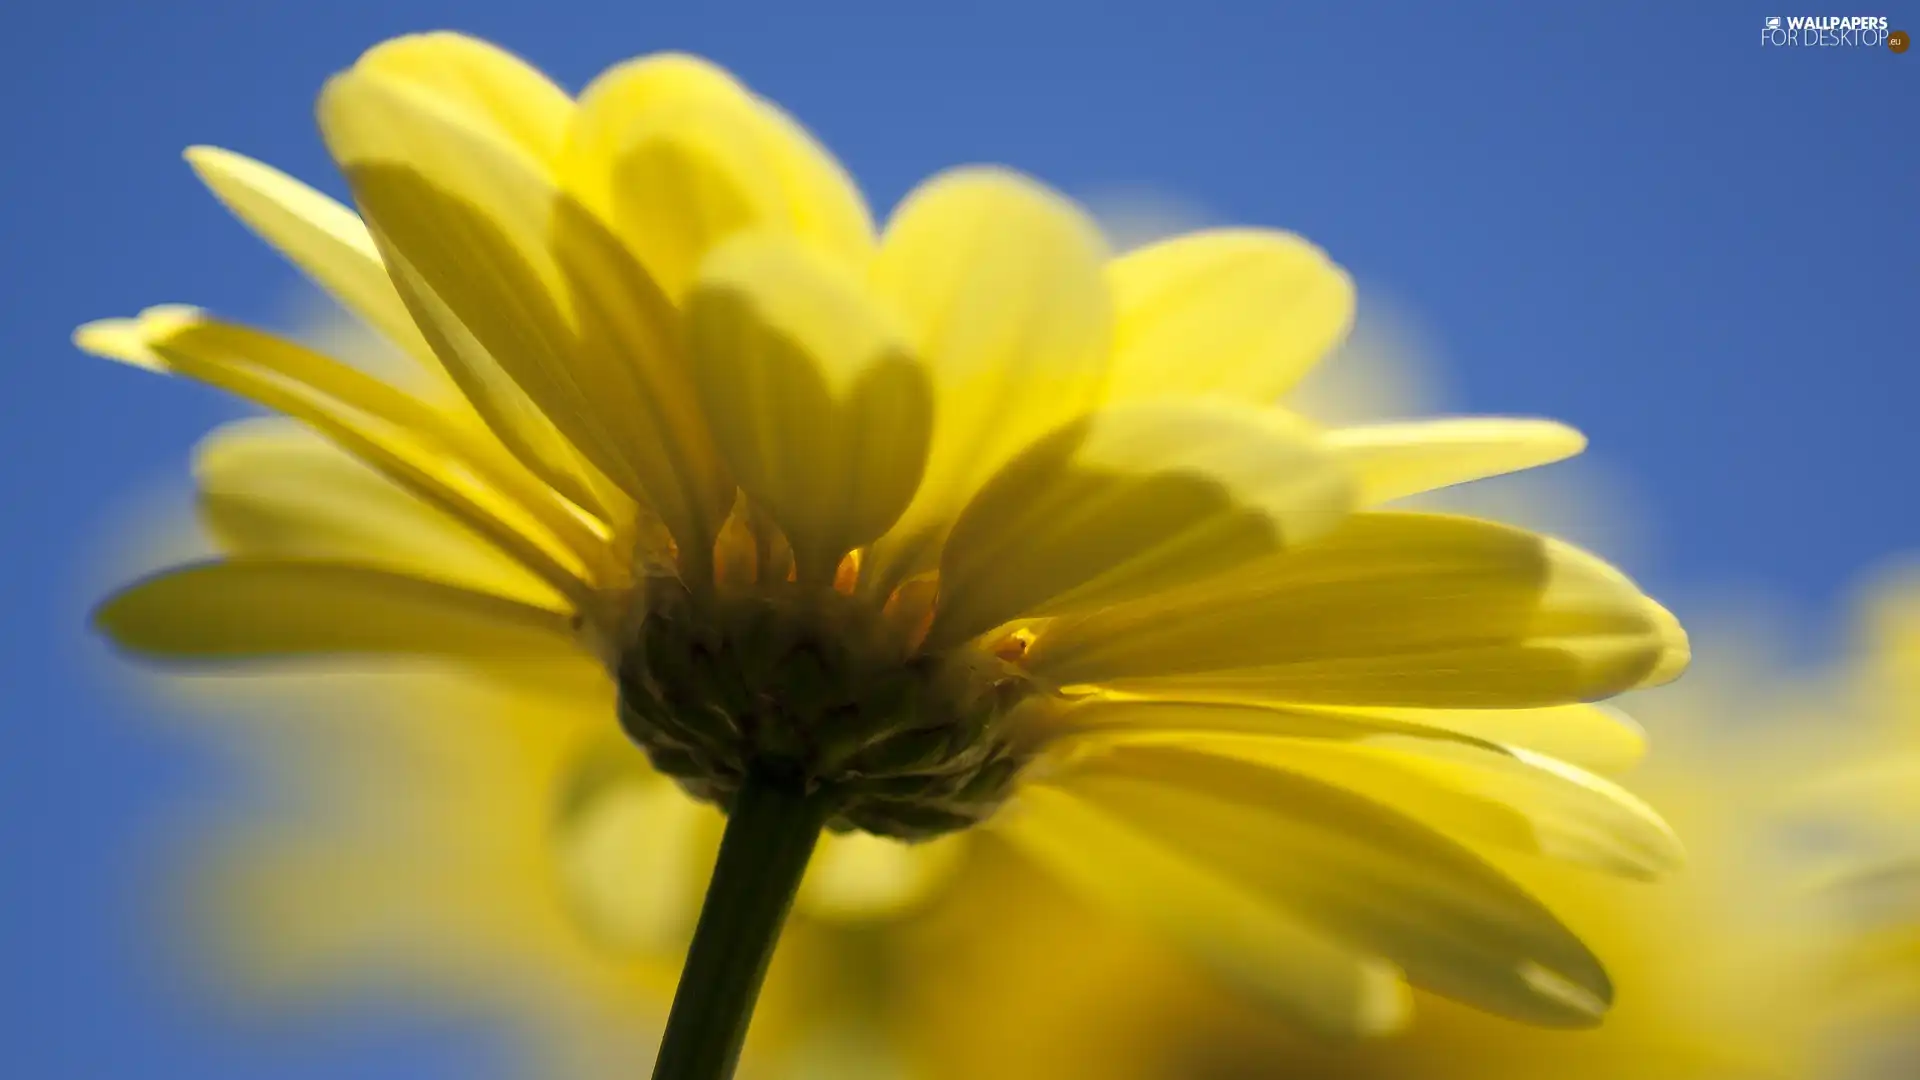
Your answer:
[651,773,831,1080]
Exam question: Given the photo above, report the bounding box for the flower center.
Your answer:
[616,579,1039,840]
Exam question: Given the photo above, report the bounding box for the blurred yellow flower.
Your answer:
[956,780,1822,1080]
[81,30,1689,1070]
[904,595,1845,1080]
[1779,564,1920,1075]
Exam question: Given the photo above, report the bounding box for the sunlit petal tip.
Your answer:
[73,318,156,367]
[580,50,743,99]
[1325,417,1590,506]
[1546,418,1590,455]
[1461,415,1589,459]
[1103,226,1355,404]
[1505,745,1688,877]
[75,306,204,369]
[1581,702,1649,770]
[180,145,314,218]
[177,145,450,377]
[1355,964,1417,1036]
[352,30,533,75]
[892,165,1106,251]
[1520,960,1612,1028]
[340,31,574,163]
[1639,597,1693,688]
[563,52,873,296]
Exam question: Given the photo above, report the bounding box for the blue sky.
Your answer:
[2,2,1913,1076]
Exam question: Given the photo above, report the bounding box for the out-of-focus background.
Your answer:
[1,3,1913,1077]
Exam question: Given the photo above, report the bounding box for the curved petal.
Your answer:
[1104,228,1353,404]
[194,419,566,609]
[561,53,874,300]
[1025,512,1690,708]
[75,309,605,603]
[1054,696,1646,776]
[998,785,1413,1036]
[1065,724,1681,879]
[348,33,573,161]
[1047,743,1616,1026]
[320,65,733,556]
[861,168,1113,597]
[1326,418,1587,506]
[183,146,441,374]
[926,402,1352,649]
[686,234,932,582]
[94,560,584,663]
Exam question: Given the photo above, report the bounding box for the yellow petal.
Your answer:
[562,53,874,300]
[998,784,1412,1036]
[1103,228,1353,404]
[1071,724,1682,879]
[76,309,605,602]
[1053,743,1614,1026]
[1325,418,1587,506]
[1025,512,1689,708]
[861,168,1113,598]
[686,234,932,582]
[194,418,564,609]
[74,311,174,371]
[320,66,732,556]
[797,831,968,923]
[349,32,573,161]
[925,402,1352,649]
[94,560,583,662]
[183,146,442,374]
[1353,703,1648,776]
[1052,697,1647,775]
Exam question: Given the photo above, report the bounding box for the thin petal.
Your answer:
[1053,696,1646,775]
[861,168,1113,598]
[320,66,732,555]
[183,146,441,374]
[1326,418,1587,506]
[94,560,583,662]
[76,309,605,602]
[1025,512,1689,708]
[562,53,874,300]
[998,784,1413,1036]
[926,402,1351,649]
[194,418,564,609]
[1051,743,1615,1026]
[686,234,932,582]
[1068,723,1682,879]
[1104,228,1354,404]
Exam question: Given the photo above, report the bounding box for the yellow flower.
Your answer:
[82,29,1688,1053]
[928,641,1826,1080]
[1787,564,1920,1057]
